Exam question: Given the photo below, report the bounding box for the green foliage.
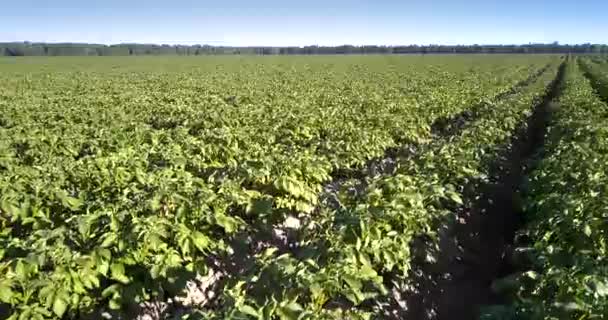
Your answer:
[0,55,560,318]
[483,60,608,319]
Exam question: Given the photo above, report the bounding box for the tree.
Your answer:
[0,41,606,56]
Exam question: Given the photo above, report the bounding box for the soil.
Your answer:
[402,61,566,320]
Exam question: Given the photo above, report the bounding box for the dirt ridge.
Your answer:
[401,61,566,320]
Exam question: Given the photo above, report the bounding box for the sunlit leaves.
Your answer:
[0,55,558,319]
[0,281,13,303]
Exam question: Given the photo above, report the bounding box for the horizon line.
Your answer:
[2,40,607,47]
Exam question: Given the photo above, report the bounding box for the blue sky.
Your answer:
[2,0,607,46]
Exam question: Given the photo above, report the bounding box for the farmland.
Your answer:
[0,55,606,320]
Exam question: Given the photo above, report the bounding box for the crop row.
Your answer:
[486,59,608,319]
[578,58,608,102]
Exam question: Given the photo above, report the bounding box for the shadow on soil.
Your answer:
[402,61,566,320]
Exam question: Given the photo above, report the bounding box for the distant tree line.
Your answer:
[1,42,607,56]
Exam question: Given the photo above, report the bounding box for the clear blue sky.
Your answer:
[2,0,606,46]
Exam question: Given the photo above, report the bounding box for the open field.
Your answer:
[0,55,606,319]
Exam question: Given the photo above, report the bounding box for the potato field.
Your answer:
[0,55,606,320]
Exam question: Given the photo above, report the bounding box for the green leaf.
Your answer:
[18,309,32,320]
[446,191,463,205]
[100,233,117,248]
[239,304,261,317]
[583,224,592,237]
[215,213,239,233]
[101,284,121,299]
[343,274,362,290]
[359,264,377,278]
[53,297,68,317]
[109,298,121,310]
[60,194,83,211]
[593,280,608,297]
[278,300,304,320]
[82,273,100,289]
[110,263,130,284]
[523,270,539,280]
[0,282,13,303]
[15,260,27,279]
[191,231,210,252]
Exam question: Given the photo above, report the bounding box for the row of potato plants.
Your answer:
[279,59,561,319]
[578,58,608,102]
[0,56,554,319]
[201,58,561,319]
[485,60,607,319]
